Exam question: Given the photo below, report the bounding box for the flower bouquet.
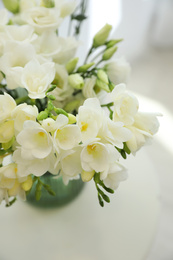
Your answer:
[0,0,160,207]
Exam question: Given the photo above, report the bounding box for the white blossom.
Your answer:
[0,9,9,28]
[53,114,81,151]
[60,146,82,184]
[103,162,128,190]
[77,98,104,142]
[16,120,52,159]
[81,142,109,173]
[0,93,16,123]
[105,57,131,85]
[126,112,160,153]
[50,63,73,101]
[12,103,38,132]
[13,148,56,177]
[5,25,37,43]
[21,58,55,99]
[21,6,62,34]
[0,41,36,89]
[110,83,139,126]
[0,120,14,143]
[54,0,77,18]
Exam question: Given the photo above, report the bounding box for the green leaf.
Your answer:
[46,85,56,94]
[47,95,56,101]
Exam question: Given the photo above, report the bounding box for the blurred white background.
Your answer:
[0,0,173,259]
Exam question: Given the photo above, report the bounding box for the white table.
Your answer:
[0,149,160,260]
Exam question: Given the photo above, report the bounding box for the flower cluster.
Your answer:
[0,0,160,207]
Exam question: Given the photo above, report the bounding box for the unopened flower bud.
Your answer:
[64,100,81,113]
[66,58,79,74]
[93,24,112,48]
[77,62,95,73]
[41,0,55,8]
[21,176,33,191]
[81,170,95,182]
[68,73,84,89]
[37,111,49,121]
[68,114,76,124]
[106,39,123,48]
[97,69,109,84]
[102,46,118,60]
[96,78,110,92]
[2,0,19,14]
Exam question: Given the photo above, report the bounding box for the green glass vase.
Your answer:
[26,173,85,208]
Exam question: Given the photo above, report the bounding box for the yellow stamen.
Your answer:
[38,132,45,137]
[87,144,96,154]
[81,122,88,132]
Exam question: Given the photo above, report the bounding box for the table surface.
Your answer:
[0,149,160,260]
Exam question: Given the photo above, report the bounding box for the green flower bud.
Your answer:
[41,0,55,8]
[2,136,15,150]
[54,108,68,117]
[93,24,112,48]
[68,114,77,124]
[109,81,115,91]
[68,74,84,90]
[64,100,81,113]
[97,69,109,84]
[81,170,95,182]
[2,0,20,14]
[96,78,110,92]
[47,101,54,111]
[77,62,95,73]
[106,39,123,48]
[102,46,118,61]
[65,58,79,74]
[37,111,49,121]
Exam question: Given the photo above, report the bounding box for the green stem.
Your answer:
[15,96,29,105]
[101,102,114,108]
[84,46,94,64]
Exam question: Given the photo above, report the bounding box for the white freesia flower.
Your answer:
[101,118,132,149]
[0,93,16,123]
[103,162,128,190]
[110,83,139,126]
[52,37,79,64]
[54,114,81,150]
[60,146,82,184]
[13,148,57,177]
[77,98,104,142]
[50,64,73,101]
[104,57,131,85]
[41,118,59,133]
[55,0,77,18]
[0,9,9,28]
[133,112,160,135]
[19,0,37,12]
[0,163,30,203]
[21,58,55,99]
[22,6,62,34]
[0,120,14,143]
[82,76,97,99]
[0,41,36,89]
[5,25,37,43]
[16,120,52,159]
[0,32,8,57]
[12,103,38,132]
[81,142,109,173]
[126,112,160,153]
